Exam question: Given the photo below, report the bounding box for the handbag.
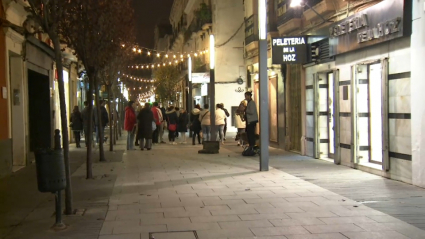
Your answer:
[168,123,177,131]
[152,121,157,131]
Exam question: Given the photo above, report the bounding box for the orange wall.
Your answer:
[0,6,8,140]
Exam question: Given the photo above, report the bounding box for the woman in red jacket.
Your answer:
[124,101,137,150]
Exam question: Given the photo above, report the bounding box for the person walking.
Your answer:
[151,102,163,144]
[190,104,202,145]
[81,101,94,147]
[215,104,226,144]
[244,92,258,154]
[70,106,83,148]
[235,100,247,146]
[219,103,230,141]
[178,108,189,144]
[124,101,137,150]
[174,107,180,139]
[166,106,178,144]
[159,104,167,143]
[199,104,211,142]
[137,103,154,150]
[134,103,143,146]
[94,100,109,145]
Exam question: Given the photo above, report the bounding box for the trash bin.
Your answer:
[35,149,66,193]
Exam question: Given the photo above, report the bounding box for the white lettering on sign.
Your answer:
[282,54,296,62]
[283,47,295,53]
[357,17,401,43]
[272,37,306,46]
[330,14,369,38]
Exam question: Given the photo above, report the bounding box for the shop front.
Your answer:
[304,0,413,183]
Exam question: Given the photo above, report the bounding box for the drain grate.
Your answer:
[149,230,198,239]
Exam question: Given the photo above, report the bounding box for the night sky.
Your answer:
[133,0,174,48]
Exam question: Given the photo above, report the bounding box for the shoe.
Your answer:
[192,143,195,145]
[160,141,166,144]
[222,141,225,145]
[147,148,151,150]
[141,148,144,151]
[237,143,240,146]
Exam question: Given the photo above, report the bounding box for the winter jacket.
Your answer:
[70,111,83,131]
[178,111,189,132]
[124,106,137,131]
[166,109,178,127]
[81,106,94,129]
[245,99,258,124]
[235,112,246,129]
[151,106,163,126]
[190,108,201,132]
[95,106,109,127]
[199,109,211,126]
[215,109,226,125]
[137,108,154,139]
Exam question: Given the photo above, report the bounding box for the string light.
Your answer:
[132,48,136,52]
[165,54,169,58]
[156,53,160,57]
[173,55,176,58]
[148,51,151,56]
[138,49,142,53]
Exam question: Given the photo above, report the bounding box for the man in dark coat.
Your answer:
[177,109,189,144]
[95,100,109,144]
[137,103,154,150]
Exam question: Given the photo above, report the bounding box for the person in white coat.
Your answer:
[235,100,247,146]
[215,104,227,144]
[199,104,211,141]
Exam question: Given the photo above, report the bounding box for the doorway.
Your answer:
[353,63,383,164]
[28,70,51,151]
[314,71,336,159]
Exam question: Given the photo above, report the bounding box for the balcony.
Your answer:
[303,0,336,22]
[245,15,259,51]
[277,8,303,34]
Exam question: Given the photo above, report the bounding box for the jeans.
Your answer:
[152,128,159,143]
[96,126,105,144]
[237,128,245,145]
[139,138,152,149]
[246,122,257,147]
[202,125,211,141]
[127,130,135,150]
[168,130,176,142]
[159,122,165,142]
[73,131,81,147]
[217,125,225,142]
[192,130,201,144]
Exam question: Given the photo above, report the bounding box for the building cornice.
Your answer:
[4,27,24,44]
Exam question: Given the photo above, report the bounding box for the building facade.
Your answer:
[0,0,79,177]
[243,0,424,186]
[168,0,246,132]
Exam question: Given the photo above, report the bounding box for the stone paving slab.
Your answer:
[99,143,425,239]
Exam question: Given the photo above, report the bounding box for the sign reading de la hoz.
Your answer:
[272,37,308,64]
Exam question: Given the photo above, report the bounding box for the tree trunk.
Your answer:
[118,95,123,137]
[86,71,95,179]
[94,76,106,162]
[107,84,114,151]
[52,38,73,215]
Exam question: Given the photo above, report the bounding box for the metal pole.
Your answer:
[53,190,66,229]
[209,69,216,141]
[259,39,269,171]
[189,81,193,137]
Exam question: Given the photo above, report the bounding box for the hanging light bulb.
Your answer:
[181,59,184,62]
[165,54,169,58]
[138,49,142,53]
[188,54,191,58]
[132,47,136,52]
[169,62,172,65]
[173,55,176,58]
[157,64,160,67]
[180,54,183,58]
[157,53,160,57]
[151,65,155,68]
[148,51,151,56]
[136,66,139,69]
[195,53,198,57]
[141,66,144,69]
[163,63,166,66]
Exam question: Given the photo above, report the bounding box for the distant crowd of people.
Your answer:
[69,100,110,148]
[122,91,258,154]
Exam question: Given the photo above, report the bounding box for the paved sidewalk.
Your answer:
[0,137,127,239]
[100,143,425,239]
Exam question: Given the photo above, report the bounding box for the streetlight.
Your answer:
[290,0,327,23]
[188,56,193,137]
[209,34,217,141]
[258,0,269,171]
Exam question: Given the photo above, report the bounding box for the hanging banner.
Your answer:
[191,73,210,84]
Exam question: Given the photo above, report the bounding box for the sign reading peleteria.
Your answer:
[271,37,308,64]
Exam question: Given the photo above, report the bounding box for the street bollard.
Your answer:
[54,129,61,150]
